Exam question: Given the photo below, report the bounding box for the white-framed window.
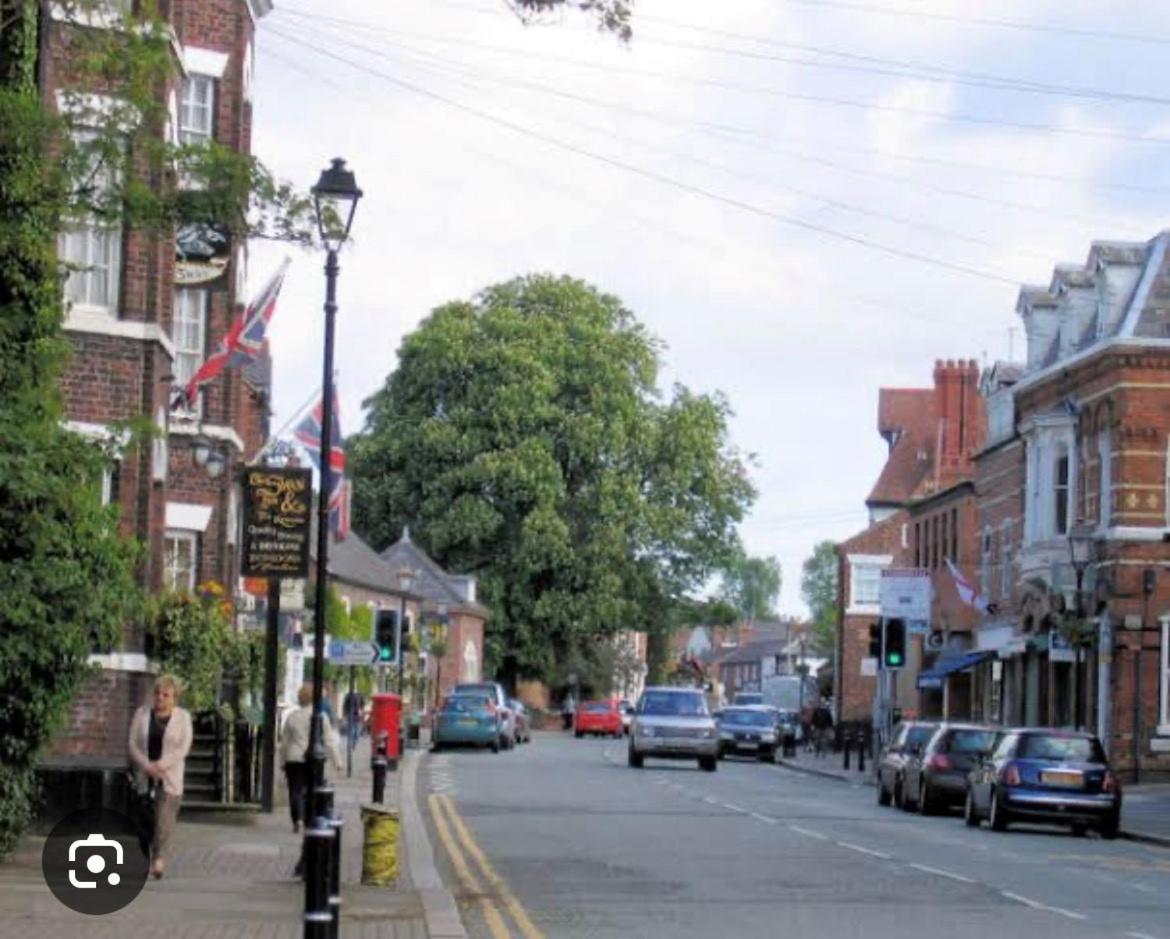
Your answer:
[164,530,198,593]
[1055,445,1071,536]
[1159,616,1170,735]
[847,554,890,612]
[1099,431,1112,527]
[173,288,207,403]
[1000,519,1013,599]
[1023,420,1076,543]
[179,75,215,145]
[60,220,121,315]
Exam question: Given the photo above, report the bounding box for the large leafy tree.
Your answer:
[351,275,753,685]
[801,540,840,656]
[719,552,782,624]
[511,1,634,39]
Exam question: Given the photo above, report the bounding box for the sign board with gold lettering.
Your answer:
[242,467,312,578]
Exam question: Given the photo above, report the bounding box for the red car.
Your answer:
[575,699,623,738]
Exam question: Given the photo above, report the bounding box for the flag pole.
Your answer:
[248,384,322,465]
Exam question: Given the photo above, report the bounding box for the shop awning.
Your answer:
[916,650,995,689]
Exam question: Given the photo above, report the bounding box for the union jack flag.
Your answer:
[294,389,350,539]
[173,258,290,409]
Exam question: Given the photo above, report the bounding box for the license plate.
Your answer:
[739,741,758,749]
[457,719,477,727]
[1041,770,1083,787]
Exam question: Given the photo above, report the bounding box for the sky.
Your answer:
[245,0,1169,616]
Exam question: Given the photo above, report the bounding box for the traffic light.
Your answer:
[868,623,881,659]
[884,618,906,669]
[374,610,399,664]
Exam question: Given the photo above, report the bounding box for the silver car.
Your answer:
[628,687,719,772]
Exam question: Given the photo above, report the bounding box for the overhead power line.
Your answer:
[264,25,1023,285]
[278,21,1149,239]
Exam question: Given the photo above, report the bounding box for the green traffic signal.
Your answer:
[379,645,391,662]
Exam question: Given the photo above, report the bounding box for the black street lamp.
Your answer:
[1068,522,1094,731]
[396,567,416,700]
[303,157,361,939]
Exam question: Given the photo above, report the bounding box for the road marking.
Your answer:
[751,812,777,824]
[702,795,719,804]
[721,803,747,813]
[1127,932,1159,939]
[437,794,545,939]
[1000,891,1087,920]
[836,841,891,860]
[908,862,976,884]
[788,825,828,841]
[427,794,511,939]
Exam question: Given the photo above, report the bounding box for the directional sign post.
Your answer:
[328,640,379,667]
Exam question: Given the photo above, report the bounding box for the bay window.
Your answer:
[164,530,198,593]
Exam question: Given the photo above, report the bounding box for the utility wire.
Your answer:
[274,9,1170,146]
[265,24,1023,284]
[275,22,1149,238]
[277,9,1170,196]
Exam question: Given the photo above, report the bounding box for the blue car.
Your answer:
[964,727,1121,838]
[433,694,502,752]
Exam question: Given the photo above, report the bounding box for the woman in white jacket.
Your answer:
[128,675,193,879]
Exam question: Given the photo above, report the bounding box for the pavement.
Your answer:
[419,730,1170,939]
[0,736,432,938]
[778,749,1170,847]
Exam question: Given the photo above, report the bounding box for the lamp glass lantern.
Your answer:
[204,448,226,478]
[312,157,363,253]
[191,432,212,467]
[1068,522,1094,572]
[397,567,416,594]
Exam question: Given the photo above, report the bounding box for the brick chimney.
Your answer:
[932,358,985,480]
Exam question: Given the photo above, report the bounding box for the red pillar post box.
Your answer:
[370,693,402,765]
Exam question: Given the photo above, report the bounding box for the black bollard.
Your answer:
[843,731,852,770]
[857,734,866,773]
[328,808,343,938]
[303,819,335,939]
[372,732,388,804]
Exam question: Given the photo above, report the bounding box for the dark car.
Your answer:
[964,728,1121,838]
[875,721,940,809]
[901,723,998,815]
[717,706,780,761]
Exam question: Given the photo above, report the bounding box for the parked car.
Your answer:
[453,682,515,750]
[732,691,764,707]
[509,698,532,745]
[875,720,940,809]
[619,699,635,736]
[964,728,1121,838]
[432,693,503,752]
[901,723,998,814]
[716,706,779,761]
[575,699,623,738]
[629,686,719,772]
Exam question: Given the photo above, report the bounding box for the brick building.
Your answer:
[41,1,275,777]
[970,233,1170,777]
[836,361,985,723]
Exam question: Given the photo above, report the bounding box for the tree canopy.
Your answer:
[510,1,634,40]
[800,540,840,655]
[719,552,782,623]
[351,274,754,684]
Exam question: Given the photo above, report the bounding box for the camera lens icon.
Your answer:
[68,834,124,888]
[43,808,148,915]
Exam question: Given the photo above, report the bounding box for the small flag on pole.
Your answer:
[945,557,996,614]
[293,389,350,539]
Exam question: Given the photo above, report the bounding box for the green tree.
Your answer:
[800,540,840,656]
[719,552,782,623]
[511,1,634,39]
[351,275,753,686]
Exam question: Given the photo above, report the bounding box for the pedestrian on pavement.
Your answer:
[128,674,193,880]
[812,705,834,757]
[280,683,344,834]
[561,692,576,731]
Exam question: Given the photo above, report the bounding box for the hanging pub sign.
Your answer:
[175,222,231,287]
[241,467,312,578]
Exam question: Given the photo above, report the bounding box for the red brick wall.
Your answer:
[45,668,153,762]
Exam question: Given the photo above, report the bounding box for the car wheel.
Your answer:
[1070,822,1088,838]
[575,730,583,739]
[989,789,1010,832]
[893,777,905,810]
[963,789,980,827]
[431,742,444,753]
[699,756,718,772]
[490,739,500,754]
[1099,812,1120,840]
[628,746,644,768]
[917,781,934,816]
[878,780,892,807]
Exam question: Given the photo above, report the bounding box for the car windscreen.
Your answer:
[641,691,708,717]
[945,730,997,754]
[1017,734,1105,763]
[455,684,495,698]
[906,725,938,749]
[582,702,611,713]
[735,695,763,704]
[720,710,771,726]
[444,696,490,713]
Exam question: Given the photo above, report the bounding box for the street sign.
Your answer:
[880,568,932,621]
[329,640,379,667]
[241,467,312,578]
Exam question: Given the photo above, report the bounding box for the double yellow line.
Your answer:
[429,793,545,939]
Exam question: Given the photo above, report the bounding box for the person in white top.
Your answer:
[279,683,343,833]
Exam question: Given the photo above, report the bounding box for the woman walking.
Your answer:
[128,674,193,879]
[280,683,343,834]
